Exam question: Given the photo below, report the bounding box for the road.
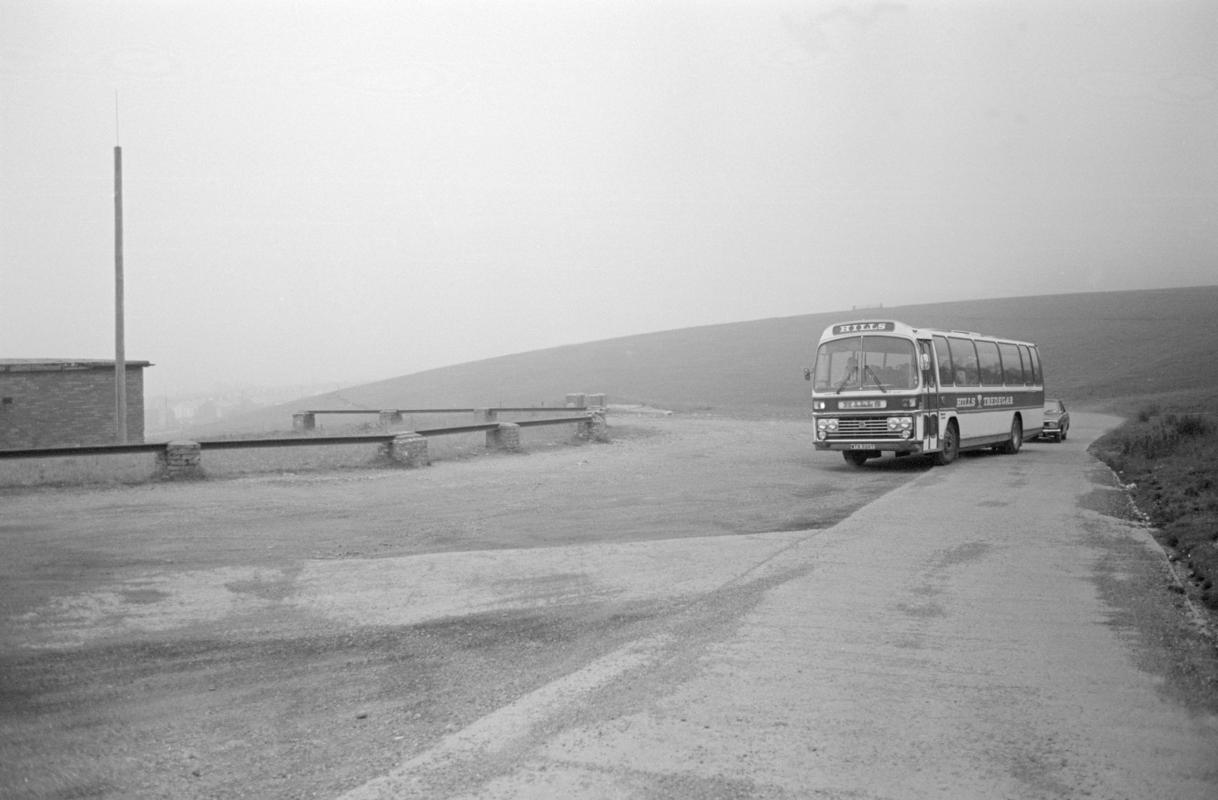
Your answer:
[2,411,1216,799]
[334,412,1218,800]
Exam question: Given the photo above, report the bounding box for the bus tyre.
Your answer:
[933,422,958,466]
[843,451,871,467]
[999,416,1023,455]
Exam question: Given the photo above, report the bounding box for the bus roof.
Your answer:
[819,319,1036,348]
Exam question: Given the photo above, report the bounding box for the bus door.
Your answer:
[918,339,940,447]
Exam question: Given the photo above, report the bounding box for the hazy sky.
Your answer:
[2,1,1215,397]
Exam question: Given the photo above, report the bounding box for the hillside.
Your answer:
[186,286,1218,436]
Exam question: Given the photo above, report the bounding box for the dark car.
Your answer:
[1042,399,1070,441]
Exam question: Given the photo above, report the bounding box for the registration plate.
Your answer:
[847,443,872,450]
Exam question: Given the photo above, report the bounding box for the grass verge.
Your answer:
[1090,396,1218,610]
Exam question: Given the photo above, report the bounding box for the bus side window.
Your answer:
[933,335,953,386]
[998,342,1023,385]
[976,341,1002,386]
[948,337,979,385]
[1029,346,1042,384]
[1017,345,1032,385]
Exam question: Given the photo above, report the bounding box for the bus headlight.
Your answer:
[888,416,913,437]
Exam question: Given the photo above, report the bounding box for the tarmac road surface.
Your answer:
[339,413,1218,800]
[2,412,1216,799]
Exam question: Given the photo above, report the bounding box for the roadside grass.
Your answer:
[1091,392,1218,610]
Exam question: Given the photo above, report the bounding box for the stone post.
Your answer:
[487,422,521,452]
[159,440,203,480]
[578,411,609,443]
[382,432,429,468]
[292,412,316,432]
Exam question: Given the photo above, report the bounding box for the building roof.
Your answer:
[0,359,153,373]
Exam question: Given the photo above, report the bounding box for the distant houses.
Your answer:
[0,359,151,449]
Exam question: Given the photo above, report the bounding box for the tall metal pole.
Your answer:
[114,145,128,443]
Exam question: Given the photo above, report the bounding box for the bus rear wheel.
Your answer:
[933,422,959,466]
[999,416,1023,455]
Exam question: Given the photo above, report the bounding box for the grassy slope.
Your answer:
[191,285,1218,435]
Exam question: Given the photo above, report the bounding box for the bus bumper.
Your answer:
[814,440,924,455]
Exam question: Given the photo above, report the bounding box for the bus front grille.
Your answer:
[828,417,903,440]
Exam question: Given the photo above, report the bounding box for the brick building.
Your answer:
[0,359,151,449]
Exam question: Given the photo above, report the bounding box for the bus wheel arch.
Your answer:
[933,420,959,466]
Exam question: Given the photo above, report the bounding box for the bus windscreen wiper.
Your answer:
[863,365,887,392]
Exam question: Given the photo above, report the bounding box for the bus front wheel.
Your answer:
[843,451,872,467]
[933,422,959,466]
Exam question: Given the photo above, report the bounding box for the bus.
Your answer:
[807,320,1044,467]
